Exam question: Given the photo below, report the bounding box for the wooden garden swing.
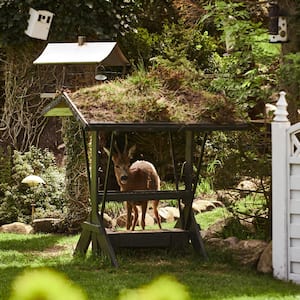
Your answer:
[43,91,248,267]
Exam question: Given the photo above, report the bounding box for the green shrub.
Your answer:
[0,146,66,225]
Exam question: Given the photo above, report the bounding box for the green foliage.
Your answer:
[128,0,177,34]
[0,0,137,46]
[9,268,87,300]
[0,0,29,46]
[61,118,89,231]
[121,27,160,65]
[279,52,300,100]
[194,126,271,240]
[119,276,190,300]
[157,23,218,72]
[203,1,279,115]
[0,146,65,225]
[0,146,12,185]
[195,207,227,230]
[212,128,271,189]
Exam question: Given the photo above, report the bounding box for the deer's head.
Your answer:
[104,139,136,186]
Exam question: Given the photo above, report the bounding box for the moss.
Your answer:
[69,68,244,125]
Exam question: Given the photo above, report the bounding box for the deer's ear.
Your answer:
[128,144,136,158]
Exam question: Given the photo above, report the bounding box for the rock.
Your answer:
[231,239,268,267]
[237,179,258,191]
[205,236,269,268]
[0,222,33,234]
[223,236,239,247]
[240,218,256,234]
[116,213,127,228]
[202,217,231,240]
[192,199,216,213]
[205,237,226,248]
[257,241,272,273]
[103,213,116,229]
[32,218,61,233]
[142,213,155,226]
[211,200,224,208]
[237,179,258,197]
[158,206,180,222]
[205,236,239,249]
[115,212,154,228]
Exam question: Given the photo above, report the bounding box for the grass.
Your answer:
[1,209,300,300]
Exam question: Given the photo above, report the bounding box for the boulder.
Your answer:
[0,222,33,234]
[103,213,116,229]
[223,236,239,248]
[257,241,272,273]
[237,179,258,197]
[205,236,239,248]
[32,218,61,233]
[116,213,127,228]
[192,199,216,213]
[202,217,230,240]
[115,212,154,228]
[205,236,269,268]
[158,206,180,222]
[231,239,268,267]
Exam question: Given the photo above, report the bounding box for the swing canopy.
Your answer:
[42,76,249,132]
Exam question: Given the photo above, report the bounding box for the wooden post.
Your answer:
[181,130,207,259]
[74,130,118,267]
[272,91,290,280]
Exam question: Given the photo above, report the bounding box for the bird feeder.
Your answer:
[25,7,54,40]
[269,2,288,43]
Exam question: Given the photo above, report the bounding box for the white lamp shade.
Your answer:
[22,175,46,187]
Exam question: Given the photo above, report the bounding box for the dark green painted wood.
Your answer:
[107,229,190,249]
[97,190,192,202]
[84,122,249,132]
[74,228,92,255]
[76,128,209,266]
[74,132,118,267]
[188,214,208,260]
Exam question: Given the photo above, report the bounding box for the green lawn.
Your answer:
[1,211,300,300]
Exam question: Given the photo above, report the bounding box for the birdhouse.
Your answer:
[25,7,54,40]
[269,2,288,43]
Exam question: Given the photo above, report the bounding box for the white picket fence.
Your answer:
[272,91,300,283]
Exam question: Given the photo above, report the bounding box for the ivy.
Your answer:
[0,0,138,46]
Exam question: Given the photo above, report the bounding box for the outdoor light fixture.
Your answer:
[269,1,288,43]
[95,74,107,81]
[22,175,46,187]
[22,175,46,222]
[95,65,107,81]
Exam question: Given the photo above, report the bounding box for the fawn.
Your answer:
[105,141,161,231]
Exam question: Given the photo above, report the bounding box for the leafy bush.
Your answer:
[279,52,300,103]
[0,146,66,225]
[203,1,279,118]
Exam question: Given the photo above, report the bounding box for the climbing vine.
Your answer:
[61,117,89,232]
[0,43,49,152]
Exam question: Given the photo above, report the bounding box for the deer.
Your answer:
[104,140,162,231]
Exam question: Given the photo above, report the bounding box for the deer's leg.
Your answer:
[126,202,133,230]
[131,205,139,231]
[152,200,162,229]
[140,202,148,230]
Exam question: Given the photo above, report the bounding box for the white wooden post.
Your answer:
[272,91,290,280]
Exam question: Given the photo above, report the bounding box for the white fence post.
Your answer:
[272,91,290,280]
